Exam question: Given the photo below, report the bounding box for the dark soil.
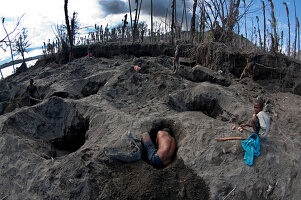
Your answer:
[106,159,209,200]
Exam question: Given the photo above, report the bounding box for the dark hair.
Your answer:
[161,128,170,133]
[255,98,264,108]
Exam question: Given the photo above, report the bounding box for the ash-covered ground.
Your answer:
[0,43,300,200]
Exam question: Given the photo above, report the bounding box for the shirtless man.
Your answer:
[26,79,40,105]
[240,59,255,80]
[142,128,176,168]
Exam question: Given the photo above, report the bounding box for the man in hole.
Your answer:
[142,128,176,168]
[26,79,40,105]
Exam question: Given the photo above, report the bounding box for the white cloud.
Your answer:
[0,0,103,65]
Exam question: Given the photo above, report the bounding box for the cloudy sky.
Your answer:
[0,0,300,78]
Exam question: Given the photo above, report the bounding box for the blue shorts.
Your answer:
[143,141,164,168]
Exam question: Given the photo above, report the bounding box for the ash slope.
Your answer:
[0,49,300,200]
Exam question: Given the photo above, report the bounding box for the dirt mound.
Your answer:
[104,159,209,200]
[0,43,300,200]
[195,42,301,94]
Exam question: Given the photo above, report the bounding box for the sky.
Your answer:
[0,0,300,78]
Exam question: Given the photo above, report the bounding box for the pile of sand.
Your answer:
[0,43,300,199]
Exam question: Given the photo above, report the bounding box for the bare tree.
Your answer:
[283,2,290,56]
[165,8,168,40]
[198,0,206,42]
[132,0,143,42]
[122,14,128,42]
[128,0,133,39]
[203,0,255,44]
[262,0,266,51]
[268,0,278,52]
[1,16,23,72]
[190,0,197,42]
[243,0,247,48]
[256,16,262,49]
[151,0,153,42]
[138,21,147,42]
[181,0,188,32]
[64,0,77,61]
[293,0,297,57]
[280,30,284,53]
[297,17,300,59]
[171,0,175,44]
[1,16,23,49]
[14,28,30,63]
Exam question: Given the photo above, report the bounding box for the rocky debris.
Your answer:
[0,43,300,200]
[195,42,301,92]
[293,78,301,96]
[178,64,231,86]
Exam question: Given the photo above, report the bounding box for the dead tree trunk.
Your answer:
[122,14,128,42]
[243,0,248,48]
[293,0,297,57]
[171,0,175,44]
[64,0,73,61]
[2,18,15,72]
[151,0,153,42]
[262,0,266,51]
[128,0,133,41]
[280,31,283,53]
[297,17,300,59]
[184,0,188,31]
[133,0,139,42]
[190,0,197,42]
[283,2,290,56]
[165,8,168,41]
[268,0,278,52]
[256,16,262,49]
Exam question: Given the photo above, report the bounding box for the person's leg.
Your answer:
[142,133,164,168]
[173,58,176,72]
[251,115,260,134]
[175,59,179,72]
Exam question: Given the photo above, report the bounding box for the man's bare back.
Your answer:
[142,129,176,167]
[156,130,176,165]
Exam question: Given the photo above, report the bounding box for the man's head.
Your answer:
[254,98,264,114]
[30,79,34,85]
[161,128,171,134]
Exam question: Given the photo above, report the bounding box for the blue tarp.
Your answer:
[241,133,260,166]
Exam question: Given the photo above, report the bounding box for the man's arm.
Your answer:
[240,123,252,128]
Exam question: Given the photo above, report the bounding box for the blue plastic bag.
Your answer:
[241,133,260,166]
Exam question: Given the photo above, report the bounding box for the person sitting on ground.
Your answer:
[173,41,181,73]
[240,58,255,80]
[142,128,177,168]
[26,79,40,105]
[240,98,271,137]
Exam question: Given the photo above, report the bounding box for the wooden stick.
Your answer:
[223,186,237,200]
[255,62,277,70]
[29,97,42,102]
[215,137,244,141]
